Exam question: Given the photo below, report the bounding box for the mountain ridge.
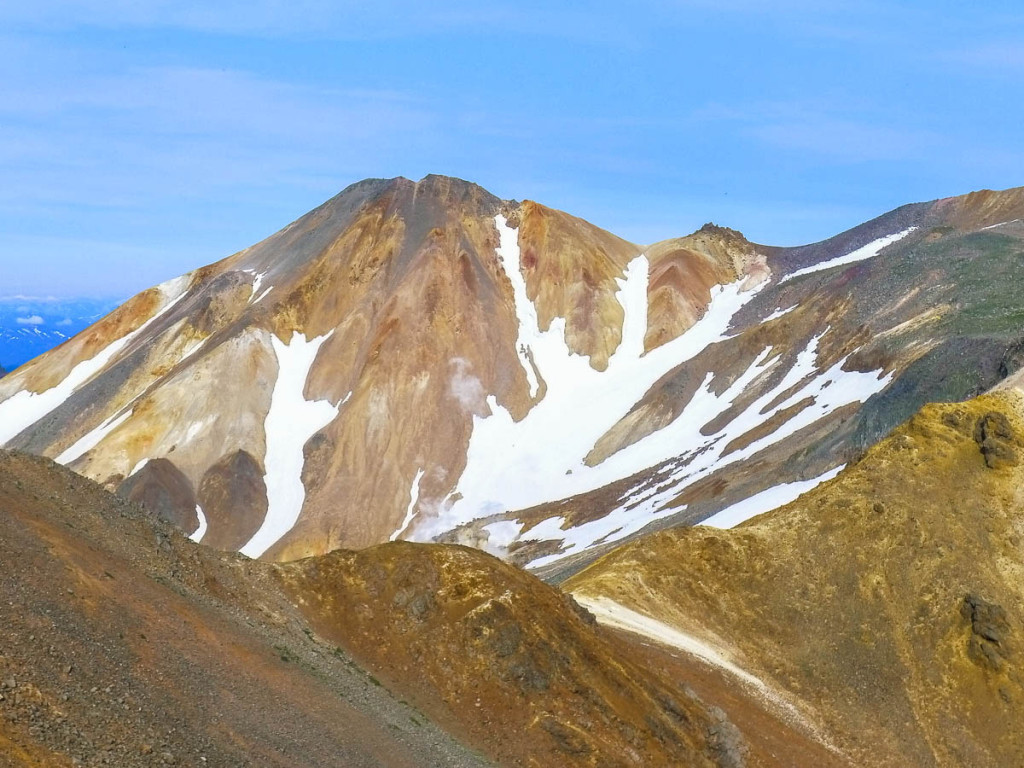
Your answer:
[1,177,1023,572]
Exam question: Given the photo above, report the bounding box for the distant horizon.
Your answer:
[3,2,1023,297]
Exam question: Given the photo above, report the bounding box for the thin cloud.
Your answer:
[16,315,45,325]
[0,2,638,44]
[693,101,942,163]
[943,42,1024,70]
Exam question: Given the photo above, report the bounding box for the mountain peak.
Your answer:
[695,221,747,240]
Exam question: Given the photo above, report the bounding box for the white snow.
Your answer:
[389,468,425,542]
[0,279,189,447]
[575,595,771,691]
[179,336,207,362]
[253,286,274,304]
[493,215,541,397]
[573,595,819,732]
[249,271,268,302]
[239,331,341,558]
[411,215,764,545]
[761,304,797,323]
[521,334,887,567]
[413,216,893,567]
[699,465,843,529]
[982,219,1020,230]
[55,409,133,466]
[779,227,917,284]
[128,457,150,477]
[190,504,208,543]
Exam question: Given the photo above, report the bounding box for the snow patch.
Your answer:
[390,468,426,542]
[493,215,541,397]
[128,457,150,477]
[249,271,268,302]
[523,329,889,568]
[982,219,1020,230]
[779,227,917,284]
[0,281,189,447]
[699,465,843,529]
[761,304,797,323]
[253,286,274,304]
[411,215,763,548]
[190,504,208,543]
[239,331,341,558]
[179,336,207,362]
[55,409,133,466]
[409,216,893,567]
[573,595,818,733]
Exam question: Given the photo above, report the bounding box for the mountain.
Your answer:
[0,449,488,768]
[0,448,772,767]
[565,390,1024,766]
[0,297,123,372]
[1,176,1023,572]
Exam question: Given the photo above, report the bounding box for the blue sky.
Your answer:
[2,1,1023,297]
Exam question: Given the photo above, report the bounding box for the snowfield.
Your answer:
[390,468,425,541]
[240,331,341,558]
[0,276,190,447]
[411,216,894,568]
[55,410,133,466]
[190,504,208,543]
[779,227,917,284]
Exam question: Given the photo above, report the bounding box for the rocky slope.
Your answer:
[0,449,491,768]
[280,542,744,768]
[566,391,1024,766]
[2,177,1023,571]
[1,449,768,767]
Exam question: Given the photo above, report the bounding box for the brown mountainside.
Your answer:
[0,449,779,767]
[566,391,1024,766]
[0,450,492,768]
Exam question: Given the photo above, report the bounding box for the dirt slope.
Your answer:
[0,450,491,768]
[0,450,762,768]
[279,542,745,768]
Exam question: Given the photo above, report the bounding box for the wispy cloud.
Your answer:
[942,41,1024,70]
[16,315,45,325]
[692,100,942,163]
[0,61,439,215]
[0,1,639,44]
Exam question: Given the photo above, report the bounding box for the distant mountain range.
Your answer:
[0,296,123,372]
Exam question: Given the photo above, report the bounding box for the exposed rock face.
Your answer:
[117,457,198,533]
[2,177,1024,570]
[962,594,1013,672]
[566,392,1024,766]
[974,410,1018,468]
[196,449,269,550]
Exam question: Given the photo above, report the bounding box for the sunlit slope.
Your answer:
[567,391,1024,766]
